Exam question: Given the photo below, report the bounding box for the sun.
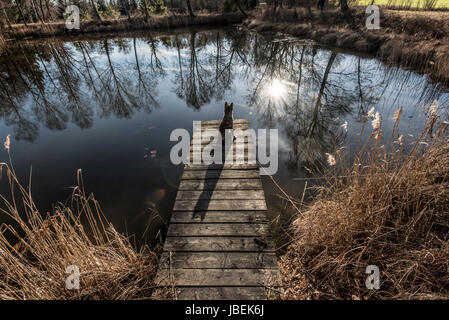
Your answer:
[266,78,287,100]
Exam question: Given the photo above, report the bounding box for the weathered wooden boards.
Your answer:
[155,119,280,300]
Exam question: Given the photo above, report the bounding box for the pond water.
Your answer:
[1,27,448,246]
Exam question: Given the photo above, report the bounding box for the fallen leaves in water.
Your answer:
[143,147,158,159]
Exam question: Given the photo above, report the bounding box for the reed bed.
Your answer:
[0,144,161,300]
[280,103,449,299]
[2,13,243,42]
[245,7,449,86]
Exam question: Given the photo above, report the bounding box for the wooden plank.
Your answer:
[167,223,268,237]
[191,140,251,147]
[178,179,262,191]
[173,199,267,211]
[163,236,274,252]
[192,131,252,138]
[197,124,250,132]
[193,131,255,139]
[169,211,268,223]
[153,118,279,300]
[181,170,259,180]
[190,143,252,156]
[176,190,265,201]
[160,252,278,269]
[189,149,254,157]
[175,287,268,300]
[190,149,255,155]
[156,268,280,286]
[199,119,249,126]
[184,163,259,170]
[187,156,256,164]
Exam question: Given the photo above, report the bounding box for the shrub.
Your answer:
[151,0,168,14]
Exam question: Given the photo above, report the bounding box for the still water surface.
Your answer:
[0,27,448,245]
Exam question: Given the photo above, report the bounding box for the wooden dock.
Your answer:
[155,119,280,300]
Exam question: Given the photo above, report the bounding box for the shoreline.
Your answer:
[2,9,449,88]
[241,7,449,87]
[1,13,244,43]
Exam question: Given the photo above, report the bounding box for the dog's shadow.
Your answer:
[191,141,232,221]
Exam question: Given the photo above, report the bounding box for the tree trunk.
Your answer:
[44,0,52,21]
[235,0,247,17]
[340,0,349,12]
[122,0,132,21]
[0,0,12,29]
[90,0,102,21]
[186,0,194,17]
[308,52,337,137]
[15,0,28,26]
[142,0,149,20]
[340,0,353,22]
[38,0,46,21]
[31,0,44,24]
[305,0,312,17]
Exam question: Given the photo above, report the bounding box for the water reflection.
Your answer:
[0,28,448,244]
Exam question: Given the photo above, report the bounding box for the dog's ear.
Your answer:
[224,101,228,109]
[230,103,234,108]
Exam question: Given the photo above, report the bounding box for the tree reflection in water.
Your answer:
[0,29,448,171]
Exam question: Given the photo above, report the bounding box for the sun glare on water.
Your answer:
[266,78,287,100]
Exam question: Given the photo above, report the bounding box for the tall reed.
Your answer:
[280,102,449,299]
[0,142,161,300]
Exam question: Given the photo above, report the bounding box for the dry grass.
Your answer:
[280,104,449,299]
[352,0,449,10]
[0,148,163,300]
[245,7,449,86]
[1,13,243,42]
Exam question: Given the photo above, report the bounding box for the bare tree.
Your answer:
[186,0,194,17]
[90,0,102,21]
[235,0,247,17]
[141,0,150,20]
[0,0,13,29]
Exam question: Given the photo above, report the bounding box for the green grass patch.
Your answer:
[351,0,449,9]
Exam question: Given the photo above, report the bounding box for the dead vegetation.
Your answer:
[1,13,243,42]
[243,6,449,86]
[280,103,449,299]
[0,148,162,300]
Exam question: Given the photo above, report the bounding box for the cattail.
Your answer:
[429,100,438,116]
[397,134,403,145]
[4,134,10,151]
[325,153,336,166]
[392,107,402,123]
[371,112,381,131]
[367,107,375,118]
